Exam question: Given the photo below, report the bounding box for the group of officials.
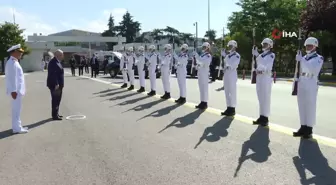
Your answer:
[69,54,99,78]
[5,36,323,140]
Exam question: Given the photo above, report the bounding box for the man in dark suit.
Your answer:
[90,54,99,78]
[47,49,64,120]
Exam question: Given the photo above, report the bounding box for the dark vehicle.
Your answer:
[106,56,161,79]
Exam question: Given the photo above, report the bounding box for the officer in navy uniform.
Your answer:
[251,38,275,126]
[47,49,65,120]
[293,37,323,139]
[5,44,29,133]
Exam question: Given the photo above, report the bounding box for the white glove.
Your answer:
[252,47,259,56]
[296,50,302,62]
[221,49,226,57]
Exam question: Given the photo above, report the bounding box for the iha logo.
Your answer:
[272,29,297,39]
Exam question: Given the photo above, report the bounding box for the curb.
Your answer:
[284,79,336,85]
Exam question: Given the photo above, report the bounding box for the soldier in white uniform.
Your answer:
[135,46,146,93]
[120,51,128,88]
[193,42,212,110]
[251,38,275,126]
[293,37,323,139]
[145,45,158,96]
[173,44,189,104]
[5,44,28,134]
[159,44,173,99]
[126,47,135,90]
[221,40,240,116]
[41,58,45,71]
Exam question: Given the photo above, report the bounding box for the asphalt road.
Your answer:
[0,71,335,185]
[89,70,336,139]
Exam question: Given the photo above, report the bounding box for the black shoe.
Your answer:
[253,115,268,126]
[293,125,306,137]
[147,90,156,96]
[137,87,145,93]
[221,107,235,116]
[302,126,313,139]
[52,116,62,120]
[58,114,63,118]
[121,83,127,88]
[175,97,182,103]
[196,102,207,110]
[179,97,186,104]
[160,92,171,99]
[127,85,134,90]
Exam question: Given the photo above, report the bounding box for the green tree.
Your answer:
[226,0,305,74]
[0,22,30,73]
[150,29,164,43]
[301,0,336,74]
[116,11,141,43]
[162,26,181,45]
[204,29,217,42]
[101,14,117,50]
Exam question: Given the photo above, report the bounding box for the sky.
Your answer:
[0,0,241,38]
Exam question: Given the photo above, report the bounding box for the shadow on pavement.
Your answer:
[93,88,120,94]
[108,92,139,101]
[123,99,166,113]
[158,109,205,133]
[0,118,53,140]
[112,95,151,107]
[293,138,336,185]
[137,103,183,121]
[234,125,271,177]
[194,116,234,149]
[98,89,128,97]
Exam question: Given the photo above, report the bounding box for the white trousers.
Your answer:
[177,68,187,97]
[11,95,24,131]
[149,66,156,91]
[223,70,238,107]
[297,78,318,127]
[122,70,128,83]
[137,66,145,87]
[127,68,135,85]
[197,69,209,102]
[256,74,273,117]
[161,67,170,92]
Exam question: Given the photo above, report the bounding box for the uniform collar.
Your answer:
[306,51,317,58]
[10,56,18,62]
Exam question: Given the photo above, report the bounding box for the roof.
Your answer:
[48,29,101,36]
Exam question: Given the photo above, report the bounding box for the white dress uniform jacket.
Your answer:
[297,52,323,127]
[119,54,128,83]
[5,56,26,132]
[256,50,275,117]
[126,54,135,85]
[160,52,172,93]
[135,53,146,88]
[195,52,212,102]
[146,52,158,91]
[173,52,189,98]
[223,51,240,107]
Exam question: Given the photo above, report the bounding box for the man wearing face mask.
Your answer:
[193,42,212,110]
[159,44,173,99]
[134,46,146,93]
[221,40,240,116]
[120,50,129,88]
[173,44,189,104]
[293,37,323,139]
[145,45,158,96]
[126,47,135,90]
[251,38,275,126]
